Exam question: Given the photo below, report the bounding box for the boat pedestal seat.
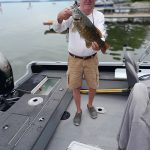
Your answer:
[125,61,150,88]
[140,79,150,96]
[124,51,150,96]
[118,82,150,150]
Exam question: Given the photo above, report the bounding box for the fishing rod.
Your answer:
[138,43,150,63]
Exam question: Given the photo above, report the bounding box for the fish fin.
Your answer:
[86,41,92,48]
[101,42,110,54]
[95,27,102,37]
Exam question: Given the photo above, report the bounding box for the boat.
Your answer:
[0,43,150,150]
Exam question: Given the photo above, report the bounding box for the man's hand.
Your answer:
[91,42,100,51]
[43,20,53,25]
[57,8,72,24]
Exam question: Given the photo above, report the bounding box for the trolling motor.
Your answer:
[0,52,19,110]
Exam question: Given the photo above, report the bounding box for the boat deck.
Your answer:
[46,91,128,150]
[1,60,150,150]
[45,69,129,150]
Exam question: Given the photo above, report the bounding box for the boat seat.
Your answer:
[124,51,150,89]
[118,82,150,150]
[124,51,139,73]
[125,62,139,88]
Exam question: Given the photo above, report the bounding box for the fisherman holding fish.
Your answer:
[53,0,108,126]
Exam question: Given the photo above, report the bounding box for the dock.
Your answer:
[104,13,150,23]
[96,2,150,23]
[105,13,150,18]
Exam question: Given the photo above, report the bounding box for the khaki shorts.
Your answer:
[67,54,99,90]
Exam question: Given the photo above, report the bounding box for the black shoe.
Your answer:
[87,105,97,119]
[73,111,82,126]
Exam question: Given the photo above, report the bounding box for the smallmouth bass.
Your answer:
[72,6,109,53]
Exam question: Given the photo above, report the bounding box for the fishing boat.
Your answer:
[0,43,150,150]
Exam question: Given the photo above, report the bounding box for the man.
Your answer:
[53,0,106,126]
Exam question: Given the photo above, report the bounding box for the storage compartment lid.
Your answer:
[67,141,104,150]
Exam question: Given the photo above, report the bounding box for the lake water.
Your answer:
[0,1,150,80]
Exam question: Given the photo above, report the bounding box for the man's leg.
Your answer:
[87,88,96,107]
[87,88,97,119]
[67,56,83,126]
[73,87,82,126]
[84,56,99,119]
[73,87,82,113]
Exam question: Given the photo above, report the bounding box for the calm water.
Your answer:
[0,1,150,80]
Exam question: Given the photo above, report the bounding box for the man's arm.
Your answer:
[53,8,72,33]
[43,20,53,26]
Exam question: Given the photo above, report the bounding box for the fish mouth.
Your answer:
[74,18,81,21]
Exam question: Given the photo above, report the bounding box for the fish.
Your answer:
[71,5,109,53]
